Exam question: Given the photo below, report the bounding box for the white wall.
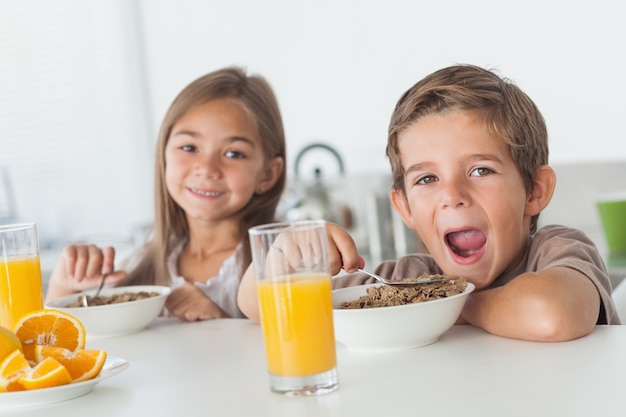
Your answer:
[2,0,625,275]
[137,0,626,177]
[0,1,153,250]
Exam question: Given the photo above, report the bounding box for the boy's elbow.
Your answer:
[524,317,587,342]
[237,266,262,323]
[236,290,261,323]
[242,308,261,324]
[520,296,597,342]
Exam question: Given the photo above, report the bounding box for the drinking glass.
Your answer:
[0,223,44,329]
[249,220,338,396]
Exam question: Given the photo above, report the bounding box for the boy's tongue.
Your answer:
[447,230,486,256]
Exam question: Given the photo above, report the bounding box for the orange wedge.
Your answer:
[12,309,86,363]
[18,357,72,390]
[0,349,31,392]
[0,326,22,362]
[34,345,106,382]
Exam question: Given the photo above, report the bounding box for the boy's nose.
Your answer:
[440,178,470,208]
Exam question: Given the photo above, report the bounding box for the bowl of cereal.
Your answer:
[332,277,474,351]
[46,285,171,338]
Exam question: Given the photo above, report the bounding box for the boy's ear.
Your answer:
[525,165,556,216]
[255,156,284,194]
[390,188,415,229]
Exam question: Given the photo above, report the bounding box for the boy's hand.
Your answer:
[46,244,127,302]
[263,221,364,277]
[238,222,364,323]
[165,282,226,321]
[325,222,365,274]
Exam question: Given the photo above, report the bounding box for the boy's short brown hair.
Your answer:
[386,64,549,233]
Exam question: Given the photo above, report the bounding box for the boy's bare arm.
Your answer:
[461,266,600,341]
[238,264,261,323]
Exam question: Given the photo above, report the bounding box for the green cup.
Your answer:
[596,193,626,253]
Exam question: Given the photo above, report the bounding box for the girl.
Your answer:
[46,67,286,321]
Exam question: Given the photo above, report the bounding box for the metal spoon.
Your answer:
[80,274,107,307]
[356,268,446,287]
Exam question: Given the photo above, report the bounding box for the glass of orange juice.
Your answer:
[249,220,338,396]
[0,223,44,330]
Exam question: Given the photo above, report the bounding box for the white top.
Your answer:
[120,240,245,318]
[167,239,245,318]
[6,319,626,417]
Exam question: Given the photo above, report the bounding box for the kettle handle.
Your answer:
[294,143,345,178]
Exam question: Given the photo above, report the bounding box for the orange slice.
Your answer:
[0,326,22,362]
[12,309,85,363]
[18,356,72,390]
[0,349,31,392]
[34,345,107,382]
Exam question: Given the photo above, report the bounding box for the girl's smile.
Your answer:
[164,99,273,226]
[188,188,224,198]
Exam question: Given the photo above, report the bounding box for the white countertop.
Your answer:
[5,318,626,417]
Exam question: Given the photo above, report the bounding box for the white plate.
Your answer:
[0,356,129,410]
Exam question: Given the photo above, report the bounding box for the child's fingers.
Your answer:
[101,246,116,274]
[325,222,363,274]
[266,222,363,276]
[63,244,115,281]
[103,270,128,286]
[82,245,108,279]
[62,245,90,280]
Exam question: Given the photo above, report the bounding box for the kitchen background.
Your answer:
[1,0,625,284]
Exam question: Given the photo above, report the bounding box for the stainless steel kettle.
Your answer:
[282,143,353,228]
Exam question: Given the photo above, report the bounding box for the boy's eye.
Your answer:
[416,175,438,185]
[470,167,494,177]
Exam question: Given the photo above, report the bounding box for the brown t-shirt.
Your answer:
[333,224,619,325]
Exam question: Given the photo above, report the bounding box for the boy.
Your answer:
[238,64,619,341]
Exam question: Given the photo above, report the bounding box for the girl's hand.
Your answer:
[45,244,127,302]
[165,282,227,321]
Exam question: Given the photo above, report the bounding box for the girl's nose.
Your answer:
[195,154,222,178]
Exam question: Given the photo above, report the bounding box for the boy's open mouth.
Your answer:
[446,229,486,258]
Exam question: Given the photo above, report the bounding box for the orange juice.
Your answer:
[257,273,336,377]
[0,255,44,329]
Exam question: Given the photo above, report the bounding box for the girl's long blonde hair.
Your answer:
[125,67,286,285]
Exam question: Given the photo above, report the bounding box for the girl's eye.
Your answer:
[180,144,197,152]
[470,167,494,177]
[416,175,437,185]
[225,149,246,159]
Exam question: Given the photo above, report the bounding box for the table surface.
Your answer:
[5,318,626,417]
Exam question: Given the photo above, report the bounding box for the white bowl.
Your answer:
[332,282,475,351]
[46,285,171,338]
